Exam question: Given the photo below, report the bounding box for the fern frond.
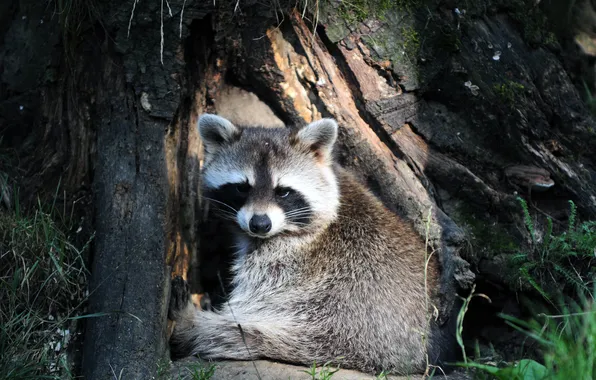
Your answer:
[542,217,553,261]
[553,264,588,294]
[517,196,535,244]
[567,200,577,237]
[511,253,530,263]
[520,266,551,303]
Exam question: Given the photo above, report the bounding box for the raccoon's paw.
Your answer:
[168,276,192,321]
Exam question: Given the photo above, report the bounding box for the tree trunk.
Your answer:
[2,0,212,377]
[2,0,595,378]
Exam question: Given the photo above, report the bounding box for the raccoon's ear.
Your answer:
[198,114,241,155]
[294,118,338,161]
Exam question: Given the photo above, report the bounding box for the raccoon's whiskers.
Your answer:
[286,218,310,223]
[285,214,311,220]
[284,209,311,215]
[284,207,311,213]
[284,209,312,217]
[203,197,239,213]
[214,211,237,222]
[286,216,310,221]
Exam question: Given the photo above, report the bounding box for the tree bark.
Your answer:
[2,0,211,377]
[80,2,212,378]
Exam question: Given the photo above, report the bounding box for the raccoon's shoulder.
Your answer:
[332,166,389,226]
[302,166,432,278]
[326,165,421,246]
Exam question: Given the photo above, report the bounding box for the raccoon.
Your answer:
[168,114,457,375]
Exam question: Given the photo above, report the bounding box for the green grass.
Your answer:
[455,292,596,379]
[0,196,92,379]
[453,196,596,379]
[161,361,217,380]
[303,360,341,380]
[185,362,216,380]
[511,198,595,304]
[501,297,595,379]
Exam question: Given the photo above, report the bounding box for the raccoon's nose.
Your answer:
[249,214,272,234]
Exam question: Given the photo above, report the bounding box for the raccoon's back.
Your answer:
[310,167,439,286]
[300,168,440,372]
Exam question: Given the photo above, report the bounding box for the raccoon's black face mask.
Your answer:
[198,114,340,239]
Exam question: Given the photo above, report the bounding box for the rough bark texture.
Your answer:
[2,0,596,378]
[80,2,211,378]
[1,0,210,378]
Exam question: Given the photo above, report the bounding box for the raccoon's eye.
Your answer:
[236,182,251,194]
[275,187,294,198]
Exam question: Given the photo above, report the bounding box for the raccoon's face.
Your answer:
[198,114,340,239]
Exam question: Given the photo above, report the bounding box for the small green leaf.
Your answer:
[497,359,547,380]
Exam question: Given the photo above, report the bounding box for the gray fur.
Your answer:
[198,114,241,159]
[170,115,453,375]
